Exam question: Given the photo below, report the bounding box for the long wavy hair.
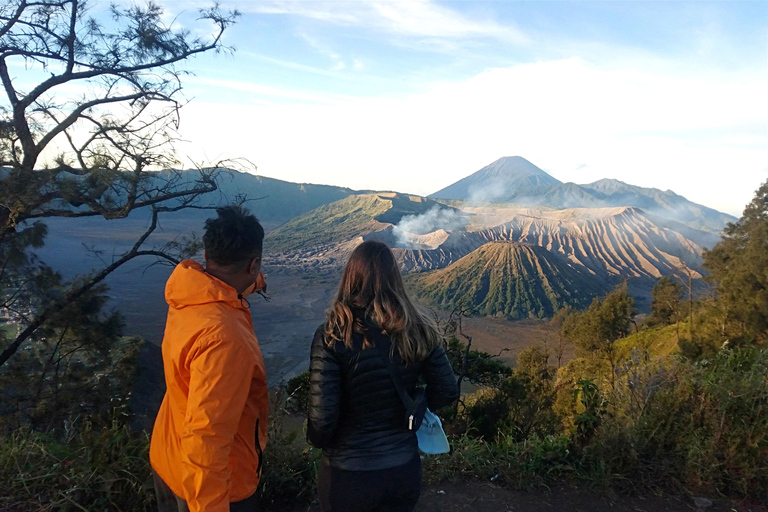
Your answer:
[324,240,440,364]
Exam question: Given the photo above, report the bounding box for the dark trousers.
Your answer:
[317,455,422,512]
[152,470,258,512]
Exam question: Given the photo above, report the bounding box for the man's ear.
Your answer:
[203,250,208,263]
[249,256,261,275]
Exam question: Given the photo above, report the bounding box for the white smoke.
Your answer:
[393,205,466,248]
[467,181,508,205]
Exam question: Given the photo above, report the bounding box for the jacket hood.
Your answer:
[165,259,265,310]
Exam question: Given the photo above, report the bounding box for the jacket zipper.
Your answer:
[254,418,263,477]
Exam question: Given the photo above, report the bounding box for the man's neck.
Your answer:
[205,266,244,294]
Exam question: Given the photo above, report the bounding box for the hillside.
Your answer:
[266,192,458,254]
[410,242,609,320]
[153,168,358,228]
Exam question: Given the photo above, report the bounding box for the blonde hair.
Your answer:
[324,240,440,364]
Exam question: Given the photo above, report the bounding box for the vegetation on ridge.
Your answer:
[267,192,449,253]
[410,241,610,320]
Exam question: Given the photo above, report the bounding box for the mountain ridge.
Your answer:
[429,157,735,234]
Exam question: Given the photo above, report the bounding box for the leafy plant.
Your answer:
[572,378,607,448]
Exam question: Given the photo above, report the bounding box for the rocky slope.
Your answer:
[409,242,608,320]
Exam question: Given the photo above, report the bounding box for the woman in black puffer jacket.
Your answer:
[307,240,459,512]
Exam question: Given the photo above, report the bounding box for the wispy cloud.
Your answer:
[234,0,527,45]
[368,1,527,43]
[298,32,346,71]
[183,76,356,105]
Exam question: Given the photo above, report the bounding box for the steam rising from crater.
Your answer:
[393,205,466,248]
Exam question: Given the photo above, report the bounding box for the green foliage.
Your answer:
[459,381,527,441]
[685,347,768,495]
[446,336,513,388]
[0,417,154,512]
[283,371,310,414]
[421,433,577,488]
[614,322,681,360]
[256,435,319,511]
[0,394,324,512]
[453,342,768,497]
[455,345,559,443]
[572,379,607,447]
[703,179,768,345]
[0,250,141,429]
[583,346,768,496]
[561,283,636,384]
[552,357,605,433]
[647,276,684,327]
[253,389,321,510]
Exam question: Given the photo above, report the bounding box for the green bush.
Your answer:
[579,346,768,496]
[283,371,310,415]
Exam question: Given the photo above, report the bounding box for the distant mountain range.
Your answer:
[429,156,735,235]
[151,169,358,230]
[267,191,706,312]
[40,157,735,320]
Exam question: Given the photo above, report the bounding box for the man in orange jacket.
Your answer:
[150,205,269,512]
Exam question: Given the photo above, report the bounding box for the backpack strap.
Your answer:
[367,325,416,419]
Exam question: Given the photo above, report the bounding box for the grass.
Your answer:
[0,419,153,512]
[615,322,682,359]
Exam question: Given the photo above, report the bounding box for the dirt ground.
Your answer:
[290,479,768,512]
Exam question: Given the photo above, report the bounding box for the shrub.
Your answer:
[453,345,560,443]
[577,346,768,496]
[283,371,310,415]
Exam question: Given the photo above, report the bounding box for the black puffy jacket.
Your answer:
[306,319,459,471]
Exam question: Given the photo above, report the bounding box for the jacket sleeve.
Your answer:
[180,337,254,512]
[307,326,342,448]
[423,345,459,411]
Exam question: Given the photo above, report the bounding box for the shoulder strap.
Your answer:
[368,326,414,411]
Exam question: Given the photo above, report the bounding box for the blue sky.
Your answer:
[122,2,768,215]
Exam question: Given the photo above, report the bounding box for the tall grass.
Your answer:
[0,419,153,511]
[0,395,320,512]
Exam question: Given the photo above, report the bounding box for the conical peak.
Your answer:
[482,156,551,178]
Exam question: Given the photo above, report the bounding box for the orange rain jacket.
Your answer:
[150,259,269,512]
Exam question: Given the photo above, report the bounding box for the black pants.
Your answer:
[152,470,258,512]
[317,455,422,512]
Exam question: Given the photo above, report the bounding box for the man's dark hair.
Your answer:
[203,205,264,267]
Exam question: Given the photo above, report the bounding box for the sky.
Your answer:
[74,2,768,216]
